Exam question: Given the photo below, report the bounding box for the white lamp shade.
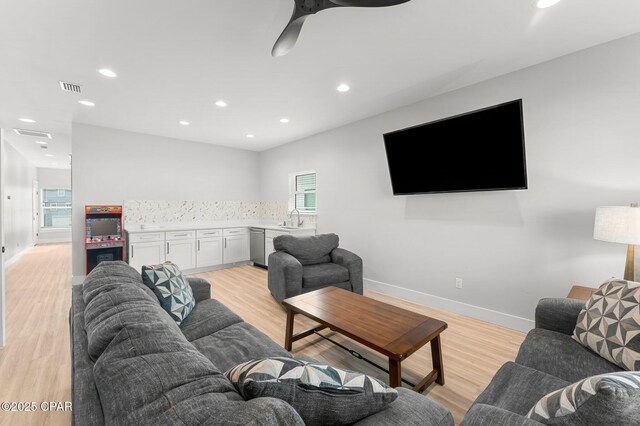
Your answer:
[594,206,640,245]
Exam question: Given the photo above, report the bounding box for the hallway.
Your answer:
[0,244,71,426]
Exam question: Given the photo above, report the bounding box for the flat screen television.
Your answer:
[87,218,120,238]
[383,99,527,195]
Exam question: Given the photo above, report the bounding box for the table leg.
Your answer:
[389,358,402,388]
[431,335,445,385]
[284,308,295,351]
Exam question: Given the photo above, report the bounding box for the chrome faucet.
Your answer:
[289,209,303,227]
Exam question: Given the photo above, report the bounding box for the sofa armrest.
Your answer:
[535,298,585,335]
[352,388,453,425]
[268,252,303,303]
[460,404,542,426]
[187,277,211,302]
[331,247,363,295]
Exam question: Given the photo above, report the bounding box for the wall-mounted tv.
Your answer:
[383,99,527,195]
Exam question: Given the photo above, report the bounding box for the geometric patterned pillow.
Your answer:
[141,262,195,325]
[572,278,640,371]
[526,371,640,425]
[225,357,398,426]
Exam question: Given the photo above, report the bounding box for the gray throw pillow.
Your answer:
[226,357,398,426]
[141,262,195,325]
[526,371,640,425]
[572,278,640,371]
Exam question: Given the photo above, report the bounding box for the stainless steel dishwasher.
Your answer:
[249,228,266,268]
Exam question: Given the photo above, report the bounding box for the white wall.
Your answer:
[37,167,72,244]
[71,124,261,277]
[259,34,640,329]
[2,140,36,265]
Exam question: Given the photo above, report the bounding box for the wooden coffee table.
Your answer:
[282,287,448,392]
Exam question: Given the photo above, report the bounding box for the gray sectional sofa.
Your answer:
[461,297,624,425]
[71,261,454,425]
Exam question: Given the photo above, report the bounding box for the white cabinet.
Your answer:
[166,239,196,270]
[265,237,275,267]
[223,229,249,264]
[197,237,223,268]
[265,230,288,267]
[128,240,165,272]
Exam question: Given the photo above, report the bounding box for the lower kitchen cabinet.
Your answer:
[128,241,165,273]
[223,234,250,264]
[166,239,196,270]
[196,237,223,268]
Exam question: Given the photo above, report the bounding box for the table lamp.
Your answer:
[594,204,640,281]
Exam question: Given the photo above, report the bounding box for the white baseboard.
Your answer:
[72,275,86,286]
[4,244,34,268]
[364,278,534,333]
[37,237,72,244]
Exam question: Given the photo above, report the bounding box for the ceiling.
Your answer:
[1,0,640,170]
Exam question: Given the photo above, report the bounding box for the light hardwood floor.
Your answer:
[0,244,525,425]
[0,244,72,426]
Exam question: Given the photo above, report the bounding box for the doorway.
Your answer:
[1,132,6,347]
[32,180,39,245]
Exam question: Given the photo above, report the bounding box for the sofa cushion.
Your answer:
[302,263,350,288]
[94,322,304,425]
[473,362,569,416]
[516,328,622,383]
[353,387,454,426]
[179,298,243,342]
[191,322,292,373]
[71,285,105,426]
[226,357,398,426]
[83,261,157,306]
[527,371,640,425]
[84,267,175,362]
[302,281,353,294]
[573,278,640,371]
[274,233,339,265]
[142,262,195,325]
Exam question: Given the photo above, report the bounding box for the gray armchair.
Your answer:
[268,233,363,303]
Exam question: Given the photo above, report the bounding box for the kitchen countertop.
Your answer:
[124,221,315,233]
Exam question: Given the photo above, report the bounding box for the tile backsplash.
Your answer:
[123,200,316,226]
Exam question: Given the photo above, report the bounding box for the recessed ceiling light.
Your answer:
[98,68,117,78]
[246,134,255,139]
[215,100,228,108]
[44,154,54,157]
[337,84,350,93]
[280,118,290,124]
[537,0,561,8]
[35,141,48,145]
[78,100,95,107]
[179,120,190,126]
[19,118,36,123]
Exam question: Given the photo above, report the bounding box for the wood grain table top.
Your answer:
[282,287,448,360]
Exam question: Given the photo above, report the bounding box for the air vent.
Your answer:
[59,81,82,94]
[13,128,52,139]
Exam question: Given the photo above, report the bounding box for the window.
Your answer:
[289,171,316,214]
[41,188,72,228]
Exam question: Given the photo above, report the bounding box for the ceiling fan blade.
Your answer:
[330,0,411,7]
[271,0,411,57]
[271,12,310,57]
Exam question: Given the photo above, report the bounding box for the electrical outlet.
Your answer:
[455,278,463,289]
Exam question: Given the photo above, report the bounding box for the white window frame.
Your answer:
[288,170,317,215]
[41,187,72,230]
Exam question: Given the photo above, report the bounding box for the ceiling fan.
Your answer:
[272,0,412,57]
